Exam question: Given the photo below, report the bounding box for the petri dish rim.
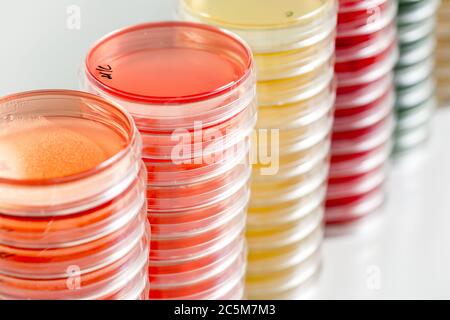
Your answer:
[85,21,254,105]
[180,0,335,30]
[0,89,137,187]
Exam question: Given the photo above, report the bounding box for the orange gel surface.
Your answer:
[0,117,126,180]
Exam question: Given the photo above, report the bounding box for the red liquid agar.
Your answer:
[100,48,244,100]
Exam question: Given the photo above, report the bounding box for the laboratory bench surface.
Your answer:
[314,107,450,300]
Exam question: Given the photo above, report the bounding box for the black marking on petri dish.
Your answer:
[96,65,113,80]
[285,11,294,18]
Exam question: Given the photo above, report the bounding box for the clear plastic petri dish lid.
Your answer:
[149,179,249,220]
[214,274,245,300]
[178,0,338,54]
[139,102,256,161]
[258,91,331,129]
[248,201,323,237]
[396,76,436,111]
[397,15,436,45]
[327,164,387,200]
[149,229,244,275]
[252,135,331,184]
[335,96,394,130]
[146,158,249,197]
[397,0,440,25]
[397,33,436,67]
[331,115,395,155]
[335,72,393,110]
[247,206,324,251]
[332,110,393,141]
[150,253,247,300]
[159,262,246,300]
[151,267,245,300]
[149,193,249,257]
[248,182,326,227]
[197,267,246,300]
[252,135,331,181]
[396,96,436,132]
[338,0,388,13]
[0,205,148,279]
[325,172,385,209]
[150,202,245,248]
[257,56,334,107]
[149,236,244,288]
[337,0,397,38]
[395,56,435,89]
[0,91,142,218]
[257,79,336,129]
[84,22,256,132]
[336,38,398,87]
[0,230,150,300]
[150,212,244,256]
[146,164,250,212]
[336,21,396,64]
[88,242,149,301]
[272,95,334,134]
[149,208,245,262]
[333,89,394,131]
[149,243,246,300]
[254,30,336,81]
[276,123,331,157]
[246,245,322,298]
[325,184,385,224]
[256,108,333,150]
[247,222,323,274]
[96,242,149,301]
[247,227,324,285]
[148,178,250,225]
[249,174,327,211]
[143,136,250,187]
[252,268,320,300]
[0,165,146,250]
[394,122,430,153]
[254,108,333,159]
[329,140,392,178]
[247,264,321,300]
[113,269,149,301]
[250,159,329,206]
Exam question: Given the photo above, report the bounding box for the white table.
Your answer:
[315,108,450,299]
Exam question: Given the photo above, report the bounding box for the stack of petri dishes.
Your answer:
[394,0,439,153]
[436,0,449,103]
[83,22,256,300]
[179,0,338,299]
[0,90,149,300]
[327,0,398,224]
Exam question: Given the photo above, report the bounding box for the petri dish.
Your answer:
[179,0,338,53]
[0,90,149,300]
[84,21,258,301]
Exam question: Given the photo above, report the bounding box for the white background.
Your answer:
[1,0,449,299]
[0,0,175,95]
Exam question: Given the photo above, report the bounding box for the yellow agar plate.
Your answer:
[182,0,327,28]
